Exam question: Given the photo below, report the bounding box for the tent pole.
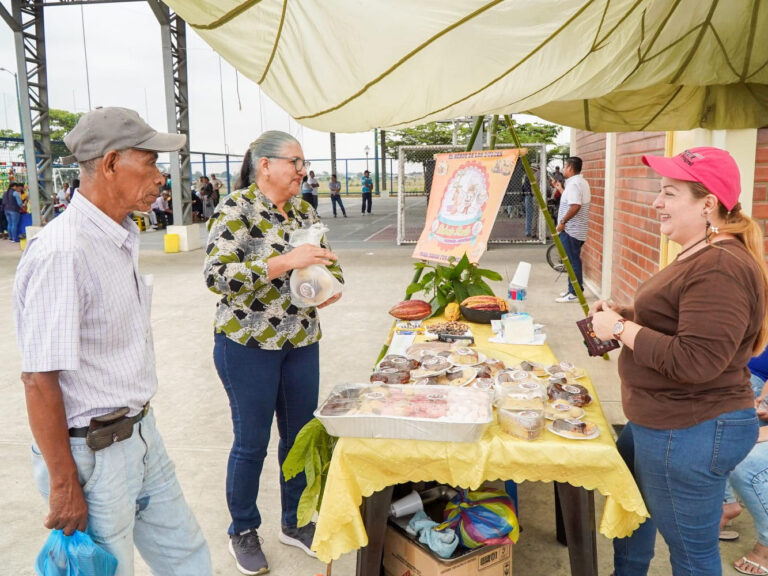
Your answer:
[503,115,589,316]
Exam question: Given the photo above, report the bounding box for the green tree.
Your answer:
[384,118,563,160]
[0,109,83,159]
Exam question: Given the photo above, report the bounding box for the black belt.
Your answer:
[69,403,150,438]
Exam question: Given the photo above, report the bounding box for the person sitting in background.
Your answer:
[720,346,768,576]
[191,182,204,222]
[151,191,173,228]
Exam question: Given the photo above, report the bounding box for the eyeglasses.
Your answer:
[268,156,311,172]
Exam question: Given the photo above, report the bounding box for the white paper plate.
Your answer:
[546,422,600,440]
[449,352,487,367]
[435,367,477,387]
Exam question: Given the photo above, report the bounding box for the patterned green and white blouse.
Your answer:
[203,184,343,350]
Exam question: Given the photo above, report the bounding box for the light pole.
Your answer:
[364,145,370,171]
[0,67,23,139]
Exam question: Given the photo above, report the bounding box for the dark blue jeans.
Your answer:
[331,195,346,216]
[361,192,372,213]
[613,410,758,576]
[559,231,584,295]
[213,332,319,534]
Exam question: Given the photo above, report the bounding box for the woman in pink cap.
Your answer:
[589,146,768,575]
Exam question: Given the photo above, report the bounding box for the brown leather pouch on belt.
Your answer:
[86,407,133,451]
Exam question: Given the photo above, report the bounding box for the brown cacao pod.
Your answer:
[389,299,432,320]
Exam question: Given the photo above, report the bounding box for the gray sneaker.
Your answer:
[279,523,317,558]
[229,529,269,575]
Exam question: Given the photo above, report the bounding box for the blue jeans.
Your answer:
[213,332,319,534]
[31,410,211,576]
[725,374,768,544]
[524,194,535,236]
[614,410,758,576]
[5,210,20,241]
[361,192,372,213]
[331,195,346,216]
[559,231,584,295]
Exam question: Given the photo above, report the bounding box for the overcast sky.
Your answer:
[0,1,566,169]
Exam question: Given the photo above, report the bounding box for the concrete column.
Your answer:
[601,133,617,299]
[166,223,203,252]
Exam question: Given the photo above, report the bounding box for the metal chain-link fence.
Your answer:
[396,144,551,245]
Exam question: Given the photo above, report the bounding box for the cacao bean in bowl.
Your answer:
[459,305,503,324]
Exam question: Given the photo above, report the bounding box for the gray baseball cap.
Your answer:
[61,107,186,165]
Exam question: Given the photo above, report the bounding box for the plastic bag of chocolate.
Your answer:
[288,223,343,307]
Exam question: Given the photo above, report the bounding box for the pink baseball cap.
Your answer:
[641,147,741,211]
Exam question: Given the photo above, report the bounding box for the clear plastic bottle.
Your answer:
[508,282,526,313]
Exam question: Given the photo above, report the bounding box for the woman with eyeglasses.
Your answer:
[203,130,343,575]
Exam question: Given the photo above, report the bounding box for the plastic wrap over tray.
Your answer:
[315,383,493,442]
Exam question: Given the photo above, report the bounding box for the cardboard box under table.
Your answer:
[312,319,649,576]
[383,523,512,576]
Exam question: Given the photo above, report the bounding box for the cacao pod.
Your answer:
[461,295,502,311]
[444,302,461,322]
[389,299,432,321]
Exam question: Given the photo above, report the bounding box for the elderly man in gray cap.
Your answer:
[13,107,211,575]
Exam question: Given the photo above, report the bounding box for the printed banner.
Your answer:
[412,149,522,264]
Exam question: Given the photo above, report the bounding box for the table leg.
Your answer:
[555,482,598,576]
[356,486,394,576]
[554,484,567,546]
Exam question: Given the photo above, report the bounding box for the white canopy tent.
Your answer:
[164,0,768,132]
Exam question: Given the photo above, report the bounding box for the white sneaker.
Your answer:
[559,290,570,297]
[555,293,578,303]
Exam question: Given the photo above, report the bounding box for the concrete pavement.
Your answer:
[0,196,750,575]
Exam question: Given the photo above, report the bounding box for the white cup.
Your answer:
[390,490,423,518]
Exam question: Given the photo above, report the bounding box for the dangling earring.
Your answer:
[704,211,719,242]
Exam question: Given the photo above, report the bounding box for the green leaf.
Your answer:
[452,253,470,278]
[475,268,503,281]
[452,280,469,304]
[413,261,429,269]
[467,283,492,296]
[405,282,423,296]
[473,279,495,294]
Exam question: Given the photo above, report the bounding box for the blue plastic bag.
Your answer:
[35,530,117,576]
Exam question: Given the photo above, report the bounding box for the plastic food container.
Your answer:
[495,380,546,411]
[315,384,493,442]
[498,408,545,440]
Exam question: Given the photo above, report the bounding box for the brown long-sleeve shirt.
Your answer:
[619,239,765,429]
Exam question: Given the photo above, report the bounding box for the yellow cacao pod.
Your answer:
[445,302,461,321]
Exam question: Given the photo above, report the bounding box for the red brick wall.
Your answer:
[570,132,606,290]
[755,128,768,256]
[611,132,666,304]
[573,128,768,302]
[572,130,665,303]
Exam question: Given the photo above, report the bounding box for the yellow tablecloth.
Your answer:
[313,321,649,563]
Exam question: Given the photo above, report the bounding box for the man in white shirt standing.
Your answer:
[553,156,591,303]
[13,107,211,575]
[308,170,320,209]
